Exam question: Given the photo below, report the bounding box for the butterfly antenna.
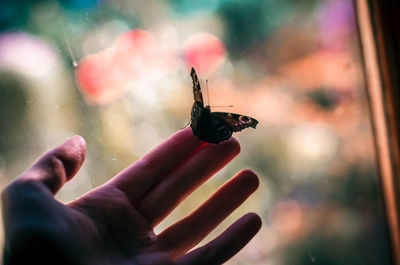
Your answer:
[210,105,234,108]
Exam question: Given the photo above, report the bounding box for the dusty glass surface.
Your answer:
[0,0,391,264]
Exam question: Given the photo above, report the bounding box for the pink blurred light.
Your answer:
[76,29,178,105]
[183,32,226,75]
[0,32,59,78]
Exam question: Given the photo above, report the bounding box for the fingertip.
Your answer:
[57,135,86,179]
[65,135,86,153]
[229,213,261,246]
[243,212,262,232]
[216,136,241,157]
[229,136,241,155]
[237,169,259,191]
[70,135,86,148]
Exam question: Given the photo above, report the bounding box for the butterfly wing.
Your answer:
[191,109,233,144]
[211,112,258,132]
[190,68,204,107]
[189,67,258,144]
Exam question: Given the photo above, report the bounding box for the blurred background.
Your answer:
[0,0,391,264]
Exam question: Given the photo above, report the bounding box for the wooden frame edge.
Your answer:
[355,0,400,264]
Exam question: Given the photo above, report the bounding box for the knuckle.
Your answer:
[6,177,41,192]
[2,177,46,202]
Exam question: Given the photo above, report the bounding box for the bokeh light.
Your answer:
[0,32,60,78]
[76,29,178,104]
[182,32,226,75]
[0,0,390,264]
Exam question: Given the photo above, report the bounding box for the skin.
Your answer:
[2,128,261,265]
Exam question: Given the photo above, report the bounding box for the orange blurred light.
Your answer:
[269,200,306,241]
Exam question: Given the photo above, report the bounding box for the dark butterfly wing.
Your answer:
[190,68,204,107]
[190,101,203,138]
[211,112,258,132]
[191,107,233,144]
[189,67,258,144]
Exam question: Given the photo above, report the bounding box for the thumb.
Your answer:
[13,135,86,195]
[1,136,86,265]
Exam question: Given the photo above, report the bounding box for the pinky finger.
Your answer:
[176,213,262,265]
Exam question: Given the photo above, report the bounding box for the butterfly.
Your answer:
[190,68,258,144]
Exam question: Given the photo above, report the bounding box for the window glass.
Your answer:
[0,0,391,264]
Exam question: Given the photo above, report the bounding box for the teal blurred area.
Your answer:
[0,0,391,264]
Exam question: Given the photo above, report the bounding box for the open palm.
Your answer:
[2,128,261,265]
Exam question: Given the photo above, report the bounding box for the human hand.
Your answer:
[2,128,261,265]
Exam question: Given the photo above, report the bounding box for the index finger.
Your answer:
[108,127,205,202]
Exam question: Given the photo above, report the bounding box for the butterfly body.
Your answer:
[189,68,258,144]
[191,101,233,144]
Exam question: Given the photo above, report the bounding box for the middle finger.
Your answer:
[136,137,240,226]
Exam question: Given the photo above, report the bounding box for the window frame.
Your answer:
[356,0,400,264]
